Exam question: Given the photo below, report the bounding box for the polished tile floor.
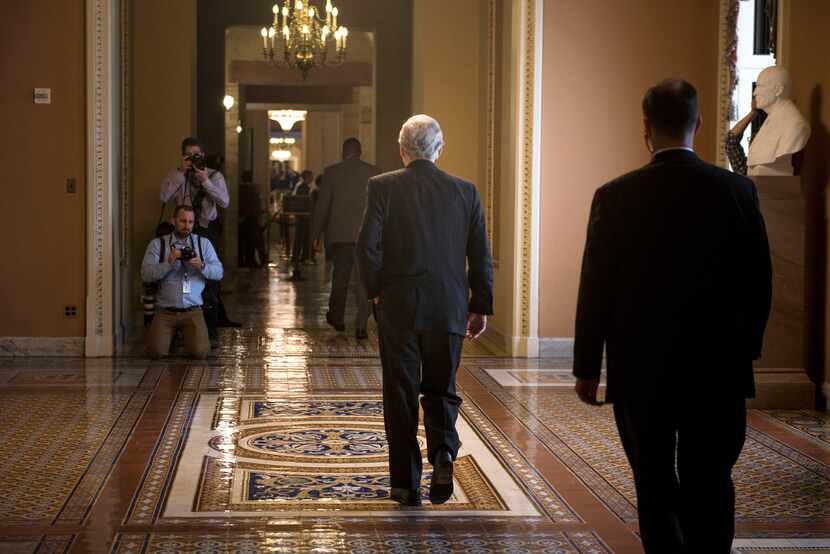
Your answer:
[0,255,828,553]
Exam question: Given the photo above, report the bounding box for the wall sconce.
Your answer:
[236,121,243,134]
[223,95,235,111]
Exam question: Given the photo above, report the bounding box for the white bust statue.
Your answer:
[747,66,811,176]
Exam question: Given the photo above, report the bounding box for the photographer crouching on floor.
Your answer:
[160,137,236,347]
[141,205,224,359]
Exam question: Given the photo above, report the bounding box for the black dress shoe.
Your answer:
[429,450,454,504]
[355,328,368,340]
[390,487,422,507]
[326,311,345,332]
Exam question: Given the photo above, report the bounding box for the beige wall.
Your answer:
[131,0,197,312]
[538,0,720,338]
[785,0,830,395]
[0,2,86,337]
[412,0,483,185]
[412,0,518,342]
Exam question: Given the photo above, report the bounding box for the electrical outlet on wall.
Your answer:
[64,305,78,318]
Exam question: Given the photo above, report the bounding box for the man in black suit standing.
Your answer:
[573,79,772,553]
[312,138,382,339]
[357,115,493,507]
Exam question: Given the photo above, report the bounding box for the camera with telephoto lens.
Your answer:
[185,152,206,170]
[179,246,195,261]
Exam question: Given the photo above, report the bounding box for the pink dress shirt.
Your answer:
[160,168,230,228]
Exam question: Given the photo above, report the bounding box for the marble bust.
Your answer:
[747,66,811,176]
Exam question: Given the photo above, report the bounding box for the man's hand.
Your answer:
[371,297,379,305]
[575,377,603,406]
[167,248,182,265]
[187,256,204,270]
[194,167,210,183]
[466,313,487,340]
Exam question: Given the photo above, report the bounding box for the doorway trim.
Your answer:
[84,0,120,356]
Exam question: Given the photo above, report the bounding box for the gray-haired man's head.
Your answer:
[398,114,444,163]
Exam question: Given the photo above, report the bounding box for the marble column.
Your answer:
[751,176,816,408]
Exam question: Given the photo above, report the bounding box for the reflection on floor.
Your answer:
[0,258,828,553]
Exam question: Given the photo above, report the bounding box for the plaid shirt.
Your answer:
[725,132,748,176]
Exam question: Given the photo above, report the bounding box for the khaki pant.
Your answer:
[146,308,210,359]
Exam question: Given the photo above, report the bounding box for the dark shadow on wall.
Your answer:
[803,84,829,409]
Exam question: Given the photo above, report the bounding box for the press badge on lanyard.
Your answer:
[182,271,192,294]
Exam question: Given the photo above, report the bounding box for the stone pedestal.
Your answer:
[750,176,816,408]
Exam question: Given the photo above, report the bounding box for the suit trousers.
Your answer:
[329,243,369,329]
[146,309,210,359]
[613,393,746,554]
[377,304,464,490]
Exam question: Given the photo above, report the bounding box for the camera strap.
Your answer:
[157,236,166,264]
[193,234,203,261]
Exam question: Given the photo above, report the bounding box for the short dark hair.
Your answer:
[173,205,195,218]
[181,137,201,155]
[301,169,314,181]
[642,79,699,139]
[343,137,362,157]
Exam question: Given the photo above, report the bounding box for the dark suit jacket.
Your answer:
[573,149,772,403]
[356,159,494,335]
[312,157,382,244]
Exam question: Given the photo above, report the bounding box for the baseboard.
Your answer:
[479,327,539,357]
[0,337,84,357]
[85,334,114,357]
[479,326,509,355]
[539,337,574,358]
[748,367,817,409]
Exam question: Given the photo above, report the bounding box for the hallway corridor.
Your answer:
[0,260,828,553]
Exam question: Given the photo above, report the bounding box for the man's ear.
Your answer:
[695,113,703,134]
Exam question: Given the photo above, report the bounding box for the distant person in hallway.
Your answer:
[312,138,382,339]
[573,79,772,553]
[160,137,234,346]
[141,205,224,359]
[357,115,494,507]
[289,170,314,281]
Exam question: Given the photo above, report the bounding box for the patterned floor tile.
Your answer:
[0,535,74,554]
[467,365,830,524]
[758,410,830,447]
[0,387,154,524]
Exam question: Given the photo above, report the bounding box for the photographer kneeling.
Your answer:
[141,205,224,359]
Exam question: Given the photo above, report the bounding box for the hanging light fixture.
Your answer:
[271,149,293,161]
[268,109,307,131]
[223,95,235,111]
[259,0,348,79]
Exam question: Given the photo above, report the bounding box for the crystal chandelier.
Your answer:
[260,0,349,79]
[268,109,307,131]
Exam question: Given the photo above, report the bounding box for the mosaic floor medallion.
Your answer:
[138,393,541,520]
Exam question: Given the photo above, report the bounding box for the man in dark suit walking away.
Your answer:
[357,115,493,507]
[312,138,382,339]
[573,79,772,553]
